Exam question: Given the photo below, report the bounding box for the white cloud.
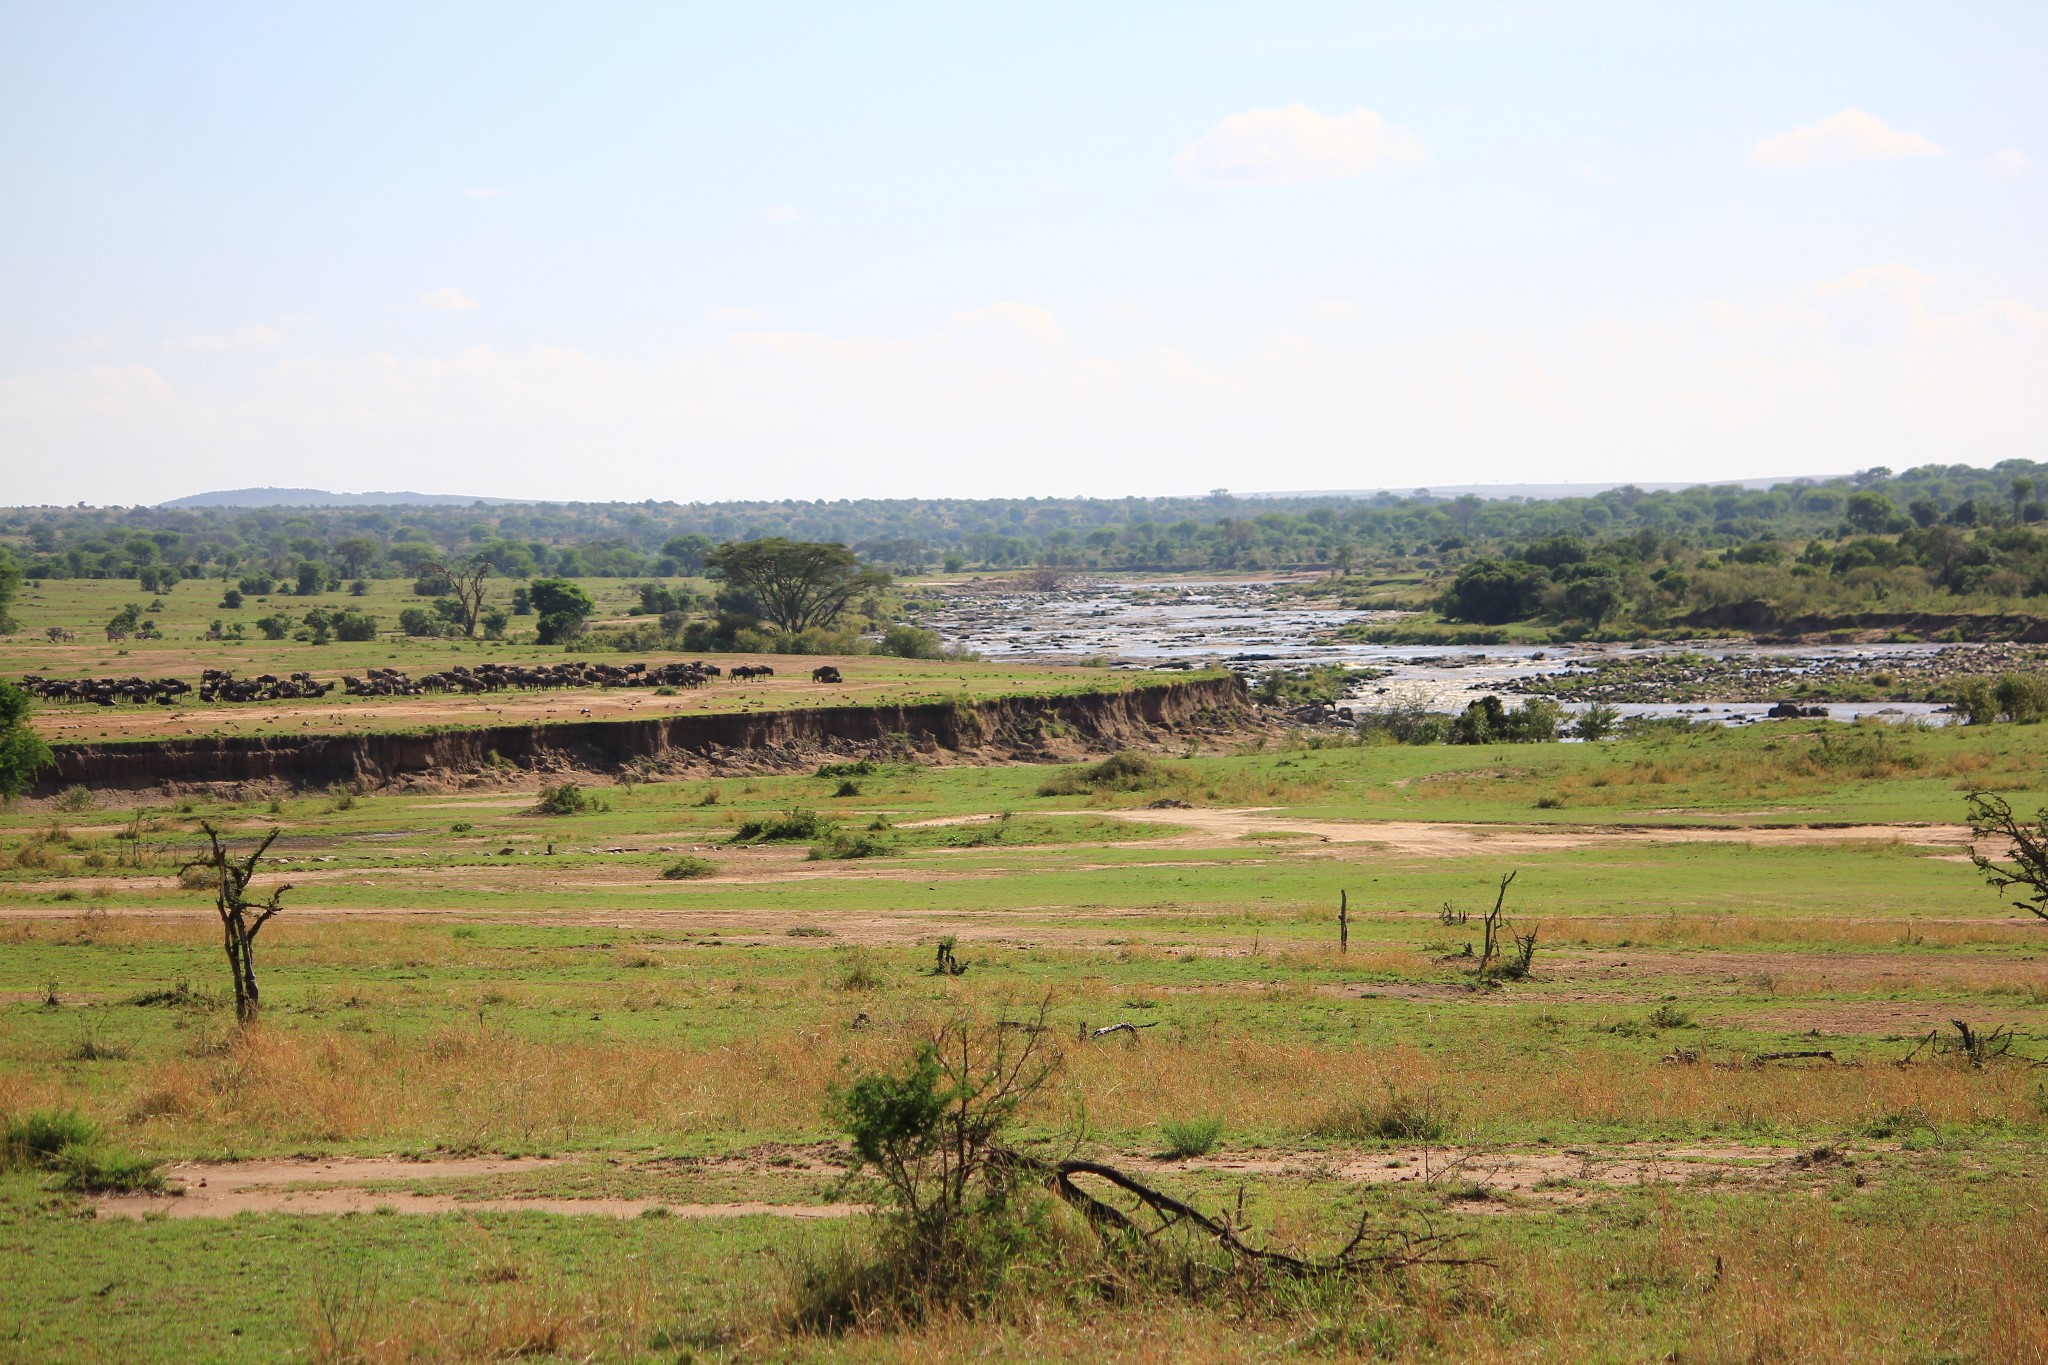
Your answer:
[1751,108,1940,168]
[1104,297,1148,322]
[420,288,479,313]
[1172,104,1426,186]
[465,186,505,200]
[1303,299,1366,321]
[708,306,765,325]
[168,324,288,353]
[1984,147,2030,179]
[767,206,801,223]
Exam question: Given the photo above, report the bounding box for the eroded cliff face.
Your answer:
[36,676,1251,795]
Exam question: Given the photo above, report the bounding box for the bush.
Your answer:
[1309,1082,1456,1143]
[332,611,378,642]
[810,831,889,860]
[52,1144,164,1193]
[877,625,945,659]
[51,785,95,813]
[730,808,832,843]
[531,782,596,816]
[1157,1114,1225,1159]
[397,606,442,638]
[3,1108,97,1165]
[1036,752,1162,797]
[661,856,715,880]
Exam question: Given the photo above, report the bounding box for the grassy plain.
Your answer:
[4,575,1179,745]
[2,705,2047,1360]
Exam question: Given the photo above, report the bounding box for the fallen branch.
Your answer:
[1749,1050,1836,1065]
[1086,1021,1160,1041]
[993,1147,1482,1276]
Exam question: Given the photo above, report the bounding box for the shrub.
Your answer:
[833,779,861,798]
[1036,752,1163,797]
[1157,1114,1224,1160]
[661,856,716,880]
[51,785,96,813]
[730,808,832,843]
[1309,1082,1456,1143]
[52,1144,166,1193]
[816,759,880,778]
[2,1109,97,1165]
[531,782,593,816]
[877,625,946,659]
[810,831,889,860]
[1646,1004,1693,1029]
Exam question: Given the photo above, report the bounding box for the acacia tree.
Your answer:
[422,556,491,637]
[1966,792,2048,921]
[182,823,293,1022]
[706,539,889,633]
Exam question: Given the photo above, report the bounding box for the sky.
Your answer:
[1,1,2043,506]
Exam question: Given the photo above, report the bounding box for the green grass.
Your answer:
[2,715,2047,1359]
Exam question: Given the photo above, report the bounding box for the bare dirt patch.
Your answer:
[93,1154,864,1220]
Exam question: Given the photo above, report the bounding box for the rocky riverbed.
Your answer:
[921,577,2046,724]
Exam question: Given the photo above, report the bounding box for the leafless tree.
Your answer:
[181,822,293,1022]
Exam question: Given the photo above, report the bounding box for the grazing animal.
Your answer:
[812,665,843,684]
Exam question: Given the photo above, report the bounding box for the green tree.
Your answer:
[529,578,596,644]
[661,533,714,575]
[1437,560,1545,625]
[0,682,55,800]
[0,546,21,633]
[1843,490,1899,534]
[706,539,889,632]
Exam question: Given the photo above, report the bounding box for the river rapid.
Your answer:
[922,577,1979,726]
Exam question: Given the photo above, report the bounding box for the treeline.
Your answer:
[2,461,2042,588]
[1425,518,2048,635]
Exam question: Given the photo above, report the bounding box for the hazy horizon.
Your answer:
[3,1,2042,507]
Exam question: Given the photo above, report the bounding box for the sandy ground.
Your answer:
[94,1155,865,1220]
[91,1140,1844,1219]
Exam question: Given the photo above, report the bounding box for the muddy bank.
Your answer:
[36,676,1250,794]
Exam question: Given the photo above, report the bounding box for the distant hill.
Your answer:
[1246,477,1813,502]
[160,488,521,509]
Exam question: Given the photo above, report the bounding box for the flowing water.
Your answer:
[925,578,1964,725]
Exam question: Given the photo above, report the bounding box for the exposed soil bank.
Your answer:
[36,676,1250,795]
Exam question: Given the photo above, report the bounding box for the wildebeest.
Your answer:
[812,665,842,684]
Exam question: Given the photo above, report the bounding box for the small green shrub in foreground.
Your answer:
[661,856,716,879]
[2,1108,164,1193]
[1158,1114,1225,1159]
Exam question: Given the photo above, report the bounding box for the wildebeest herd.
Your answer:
[18,674,194,707]
[17,659,835,707]
[346,660,736,695]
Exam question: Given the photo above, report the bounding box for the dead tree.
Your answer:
[1965,792,2048,921]
[1338,889,1349,953]
[1476,872,1520,978]
[182,822,292,1023]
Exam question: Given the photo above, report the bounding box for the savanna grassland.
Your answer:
[3,701,2048,1363]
